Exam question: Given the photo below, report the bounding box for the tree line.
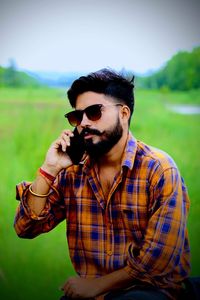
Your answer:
[0,59,39,88]
[1,47,200,90]
[137,47,200,91]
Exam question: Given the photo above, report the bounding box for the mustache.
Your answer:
[81,128,103,136]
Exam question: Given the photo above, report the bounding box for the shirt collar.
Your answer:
[121,131,137,170]
[82,131,137,174]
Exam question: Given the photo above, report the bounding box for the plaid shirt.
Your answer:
[14,133,190,291]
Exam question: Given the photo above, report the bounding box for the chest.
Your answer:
[66,175,150,248]
[98,168,119,200]
[66,168,151,222]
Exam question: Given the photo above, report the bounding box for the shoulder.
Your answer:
[124,133,179,180]
[133,140,180,185]
[136,140,177,170]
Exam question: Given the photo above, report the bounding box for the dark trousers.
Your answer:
[60,287,170,300]
[104,287,170,299]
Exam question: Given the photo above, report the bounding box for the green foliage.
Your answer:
[0,60,40,88]
[138,47,200,91]
[0,87,200,299]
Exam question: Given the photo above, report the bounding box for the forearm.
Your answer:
[27,164,60,216]
[61,268,133,299]
[95,267,133,296]
[14,166,66,238]
[27,175,50,216]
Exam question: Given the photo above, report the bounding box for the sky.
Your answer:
[0,0,200,74]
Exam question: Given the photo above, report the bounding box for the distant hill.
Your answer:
[27,70,83,88]
[2,47,199,90]
[0,63,40,88]
[137,47,200,91]
[0,63,85,88]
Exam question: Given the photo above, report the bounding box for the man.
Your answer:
[14,69,190,300]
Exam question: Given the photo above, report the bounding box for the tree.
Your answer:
[138,47,200,91]
[3,59,20,87]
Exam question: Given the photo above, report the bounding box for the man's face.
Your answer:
[75,91,124,157]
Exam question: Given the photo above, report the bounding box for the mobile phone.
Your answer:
[66,128,85,164]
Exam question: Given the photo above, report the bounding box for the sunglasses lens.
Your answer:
[65,104,102,126]
[65,111,82,126]
[86,105,102,121]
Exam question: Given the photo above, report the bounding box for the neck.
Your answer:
[97,130,129,168]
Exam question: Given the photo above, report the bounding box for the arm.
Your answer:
[61,267,133,299]
[26,130,74,215]
[125,167,190,283]
[14,130,74,238]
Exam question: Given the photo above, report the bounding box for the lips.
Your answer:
[82,129,95,139]
[84,133,94,139]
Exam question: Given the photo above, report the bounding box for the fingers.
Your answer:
[54,130,74,152]
[61,278,77,299]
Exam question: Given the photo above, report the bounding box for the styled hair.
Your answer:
[67,68,135,119]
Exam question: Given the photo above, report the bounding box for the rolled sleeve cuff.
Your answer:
[124,244,150,281]
[16,181,58,221]
[124,265,138,279]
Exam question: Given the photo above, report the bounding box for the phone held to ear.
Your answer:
[65,128,85,165]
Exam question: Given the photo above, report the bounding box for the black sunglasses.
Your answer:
[65,103,122,127]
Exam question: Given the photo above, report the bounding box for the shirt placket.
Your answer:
[105,172,123,270]
[86,166,123,272]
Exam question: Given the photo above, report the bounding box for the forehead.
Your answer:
[75,91,115,110]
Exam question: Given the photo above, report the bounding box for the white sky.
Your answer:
[0,0,200,74]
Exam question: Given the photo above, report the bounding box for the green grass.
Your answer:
[0,87,200,299]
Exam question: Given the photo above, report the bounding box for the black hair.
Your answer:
[67,68,135,120]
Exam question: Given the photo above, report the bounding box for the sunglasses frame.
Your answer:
[65,103,122,127]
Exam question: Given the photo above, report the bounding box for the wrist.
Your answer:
[41,163,61,177]
[39,167,56,182]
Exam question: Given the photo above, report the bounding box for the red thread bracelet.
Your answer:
[39,167,56,182]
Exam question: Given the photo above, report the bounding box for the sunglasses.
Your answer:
[65,103,122,127]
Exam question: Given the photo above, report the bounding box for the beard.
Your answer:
[83,116,123,158]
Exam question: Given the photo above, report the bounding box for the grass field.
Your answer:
[0,87,200,300]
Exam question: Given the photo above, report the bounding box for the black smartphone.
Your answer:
[66,128,85,164]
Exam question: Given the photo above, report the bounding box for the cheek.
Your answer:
[101,110,118,125]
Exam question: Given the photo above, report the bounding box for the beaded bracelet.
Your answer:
[39,167,56,182]
[29,184,52,198]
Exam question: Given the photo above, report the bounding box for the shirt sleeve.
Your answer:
[14,175,66,239]
[124,167,190,283]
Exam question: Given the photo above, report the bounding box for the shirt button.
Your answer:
[107,250,112,256]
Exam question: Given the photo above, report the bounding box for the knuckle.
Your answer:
[63,129,71,135]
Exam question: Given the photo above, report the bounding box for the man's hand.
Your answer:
[60,268,133,299]
[42,129,75,176]
[26,129,76,216]
[61,276,100,299]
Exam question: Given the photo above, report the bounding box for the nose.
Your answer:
[80,112,92,128]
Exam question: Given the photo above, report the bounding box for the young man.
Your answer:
[14,69,190,300]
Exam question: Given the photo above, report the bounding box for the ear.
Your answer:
[120,105,131,124]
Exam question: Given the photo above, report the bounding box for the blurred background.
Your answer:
[0,0,200,299]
